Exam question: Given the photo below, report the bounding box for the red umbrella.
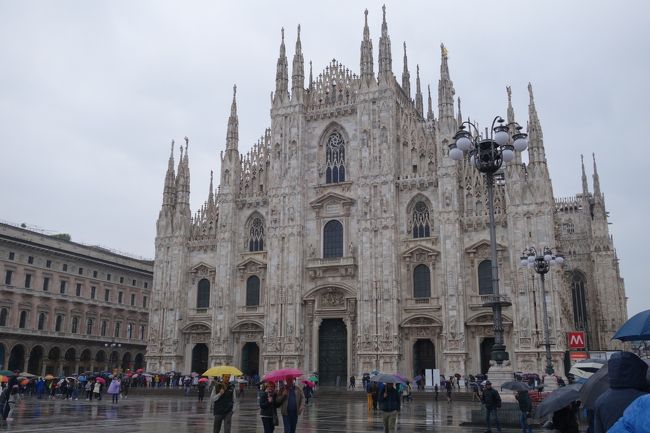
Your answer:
[136,368,144,373]
[198,378,209,383]
[263,368,303,382]
[302,380,315,388]
[95,377,106,385]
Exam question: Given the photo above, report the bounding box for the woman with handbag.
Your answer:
[259,381,280,433]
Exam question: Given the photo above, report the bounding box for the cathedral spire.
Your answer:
[592,153,602,198]
[456,96,462,125]
[359,9,374,85]
[162,139,176,208]
[427,84,434,121]
[581,154,589,196]
[308,60,313,91]
[226,85,239,150]
[174,137,191,210]
[438,43,455,131]
[207,169,215,208]
[506,85,515,125]
[291,24,305,101]
[527,82,547,166]
[274,28,289,103]
[377,4,392,83]
[415,65,423,116]
[401,42,411,97]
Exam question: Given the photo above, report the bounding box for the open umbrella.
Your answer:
[264,368,303,382]
[95,377,106,385]
[136,368,144,373]
[0,376,8,383]
[369,373,407,385]
[19,372,36,378]
[203,366,243,377]
[579,363,609,409]
[0,370,14,376]
[535,383,583,419]
[569,359,606,381]
[198,377,209,383]
[613,309,650,341]
[302,380,315,388]
[20,379,29,386]
[44,374,56,380]
[501,381,531,392]
[235,378,248,384]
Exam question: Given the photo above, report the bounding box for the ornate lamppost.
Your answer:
[449,117,528,369]
[520,247,564,375]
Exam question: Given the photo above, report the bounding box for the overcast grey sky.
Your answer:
[1,0,648,315]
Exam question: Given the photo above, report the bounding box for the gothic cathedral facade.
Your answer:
[146,8,627,382]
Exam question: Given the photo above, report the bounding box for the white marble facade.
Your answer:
[146,8,627,382]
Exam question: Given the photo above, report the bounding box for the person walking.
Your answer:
[211,379,235,433]
[197,380,206,403]
[259,381,280,433]
[1,386,18,422]
[36,378,45,399]
[434,383,439,401]
[108,378,121,404]
[593,352,648,433]
[378,382,400,433]
[93,380,102,401]
[85,380,93,400]
[481,381,502,433]
[371,382,379,411]
[445,380,453,403]
[276,376,304,433]
[121,378,130,399]
[303,384,313,406]
[515,390,533,433]
[349,375,356,389]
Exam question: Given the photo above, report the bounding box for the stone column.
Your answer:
[74,358,80,375]
[344,317,352,378]
[311,318,321,373]
[23,356,29,373]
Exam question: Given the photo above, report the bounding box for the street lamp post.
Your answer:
[449,117,528,369]
[520,247,564,376]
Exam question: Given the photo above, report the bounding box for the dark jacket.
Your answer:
[516,391,532,413]
[593,352,648,433]
[213,385,235,415]
[259,390,280,418]
[378,386,401,412]
[482,387,501,409]
[552,402,580,433]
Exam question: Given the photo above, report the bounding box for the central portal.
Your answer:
[318,318,347,386]
[191,343,208,374]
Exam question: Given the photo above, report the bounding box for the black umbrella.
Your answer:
[535,383,583,419]
[501,380,531,392]
[579,364,609,410]
[612,309,650,341]
[369,373,407,385]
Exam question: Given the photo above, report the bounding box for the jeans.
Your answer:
[486,408,502,432]
[282,411,298,433]
[382,410,398,433]
[261,416,275,433]
[519,411,532,433]
[213,411,233,433]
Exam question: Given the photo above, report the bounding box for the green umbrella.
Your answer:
[0,370,15,376]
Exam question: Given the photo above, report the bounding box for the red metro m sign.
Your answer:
[567,331,586,349]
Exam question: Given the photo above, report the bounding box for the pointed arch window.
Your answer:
[478,260,493,295]
[323,220,343,258]
[249,217,265,252]
[413,264,431,298]
[571,272,588,331]
[55,315,63,332]
[411,202,431,238]
[325,131,346,184]
[246,275,260,306]
[0,308,7,326]
[197,279,210,309]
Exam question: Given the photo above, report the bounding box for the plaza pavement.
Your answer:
[0,389,526,433]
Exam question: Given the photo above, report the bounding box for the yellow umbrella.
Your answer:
[202,366,242,377]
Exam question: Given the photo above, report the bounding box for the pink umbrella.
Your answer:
[95,377,106,385]
[302,379,315,388]
[198,378,209,383]
[135,368,144,373]
[263,368,303,382]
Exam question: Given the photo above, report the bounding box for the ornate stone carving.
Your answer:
[320,289,344,307]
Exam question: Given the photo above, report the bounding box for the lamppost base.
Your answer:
[486,360,514,390]
[542,374,559,392]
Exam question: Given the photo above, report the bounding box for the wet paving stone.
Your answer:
[0,392,524,432]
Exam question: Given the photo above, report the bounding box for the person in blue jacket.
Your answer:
[378,382,401,433]
[607,394,650,433]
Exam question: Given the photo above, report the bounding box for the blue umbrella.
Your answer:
[369,373,407,385]
[613,309,650,342]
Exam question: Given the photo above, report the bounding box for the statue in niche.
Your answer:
[349,241,356,255]
[384,320,391,338]
[288,206,295,222]
[309,243,316,258]
[287,320,294,336]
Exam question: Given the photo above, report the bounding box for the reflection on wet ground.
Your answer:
[0,393,522,432]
